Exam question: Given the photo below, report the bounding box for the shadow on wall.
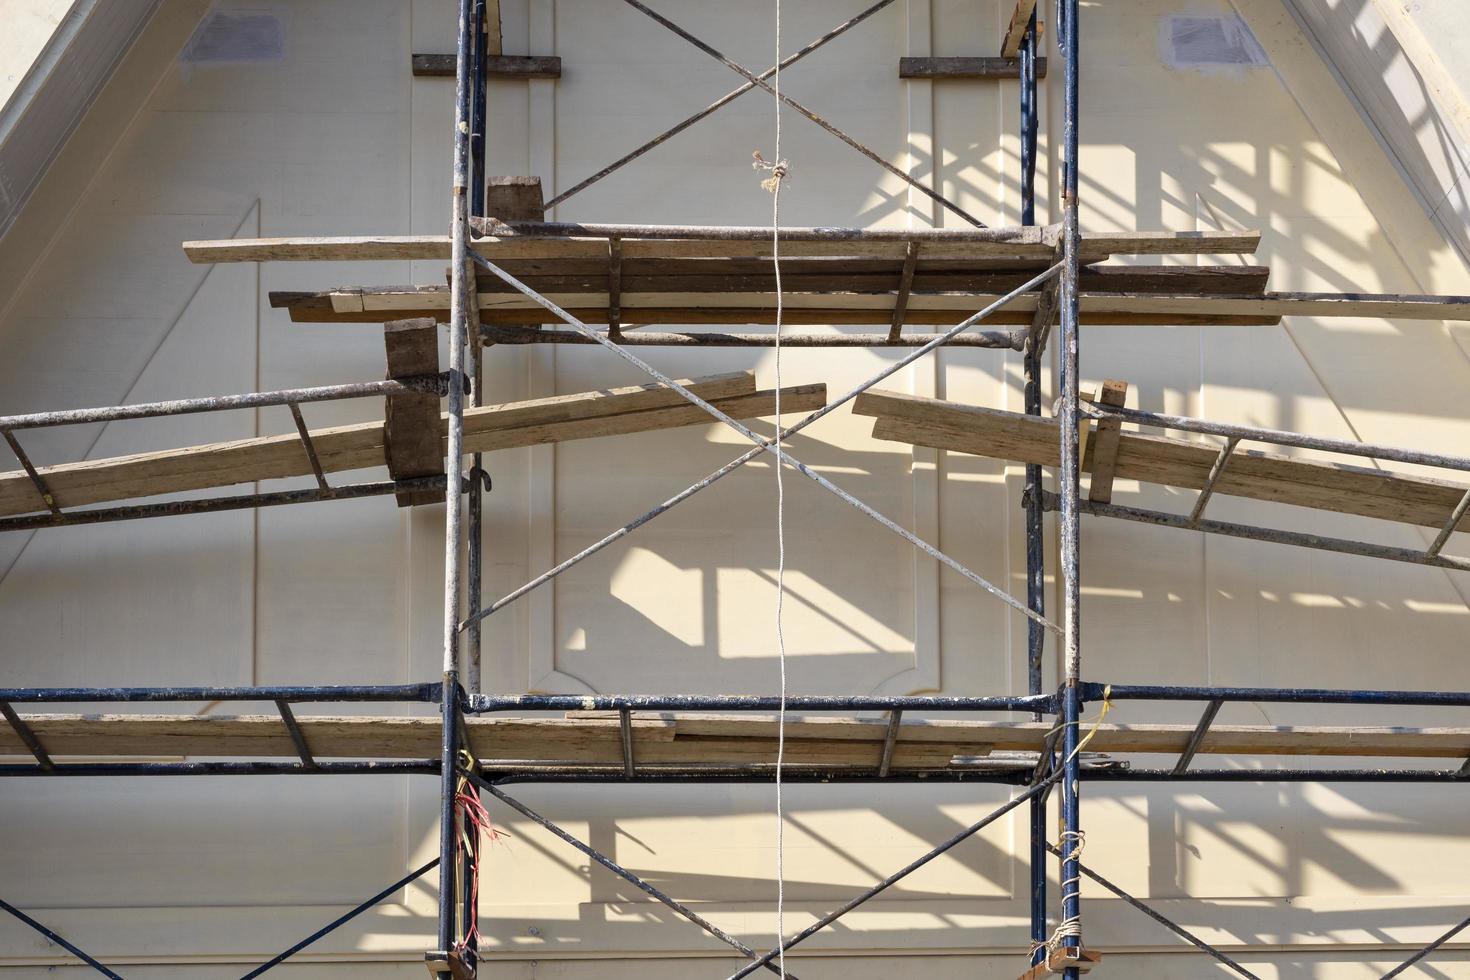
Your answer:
[468,779,1470,976]
[1283,0,1470,268]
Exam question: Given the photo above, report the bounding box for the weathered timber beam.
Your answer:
[899,56,1046,79]
[855,389,1470,528]
[485,0,502,54]
[412,54,560,78]
[10,713,1470,762]
[1001,0,1040,57]
[279,298,1274,328]
[185,227,1263,264]
[1086,380,1129,503]
[887,241,920,342]
[482,176,545,223]
[382,318,445,506]
[0,375,827,518]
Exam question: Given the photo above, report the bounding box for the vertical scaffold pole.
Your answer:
[438,0,476,972]
[1018,6,1047,968]
[1056,0,1085,974]
[466,0,490,697]
[461,2,490,970]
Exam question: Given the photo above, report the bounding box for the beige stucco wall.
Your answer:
[2,0,1470,976]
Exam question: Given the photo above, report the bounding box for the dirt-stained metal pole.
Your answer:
[1018,6,1050,968]
[1056,0,1086,974]
[465,0,489,698]
[437,0,475,971]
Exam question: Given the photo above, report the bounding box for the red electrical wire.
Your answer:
[453,779,502,954]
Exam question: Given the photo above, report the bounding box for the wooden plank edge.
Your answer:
[898,56,1047,79]
[1087,379,1128,503]
[411,54,561,78]
[185,228,1266,264]
[1000,0,1041,58]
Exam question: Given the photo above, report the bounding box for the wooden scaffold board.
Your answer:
[853,389,1470,530]
[5,711,1470,769]
[0,373,825,518]
[223,223,1470,328]
[183,225,1264,265]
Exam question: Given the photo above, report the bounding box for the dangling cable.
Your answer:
[753,0,790,973]
[452,749,504,963]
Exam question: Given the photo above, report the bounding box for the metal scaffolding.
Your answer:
[3,2,1470,978]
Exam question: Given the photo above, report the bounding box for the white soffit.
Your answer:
[0,0,163,240]
[1282,0,1470,268]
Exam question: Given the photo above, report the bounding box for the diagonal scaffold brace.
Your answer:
[725,771,1065,979]
[0,897,123,979]
[547,0,900,210]
[459,251,1063,636]
[618,0,988,227]
[466,772,802,979]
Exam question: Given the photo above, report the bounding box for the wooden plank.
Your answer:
[376,263,1266,299]
[468,256,1123,279]
[287,303,1277,328]
[1070,228,1262,258]
[1047,290,1470,320]
[1076,389,1094,480]
[887,241,920,341]
[1026,276,1061,353]
[899,56,1046,79]
[288,266,1268,317]
[185,228,1262,265]
[570,710,1002,745]
[1087,379,1129,503]
[0,375,829,518]
[855,389,1470,529]
[1001,0,1040,58]
[382,318,444,506]
[410,54,561,78]
[9,713,1470,763]
[502,256,1102,276]
[321,287,1300,320]
[1018,948,1102,979]
[458,263,1272,297]
[482,176,544,223]
[485,0,502,55]
[292,287,1470,326]
[607,237,623,336]
[282,298,1278,328]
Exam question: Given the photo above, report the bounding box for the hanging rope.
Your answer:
[753,0,790,973]
[1030,686,1113,963]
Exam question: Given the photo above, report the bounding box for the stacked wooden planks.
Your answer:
[181,224,1380,329]
[0,372,825,518]
[269,284,1470,328]
[272,262,1293,327]
[853,388,1470,529]
[5,711,1469,767]
[184,224,1470,328]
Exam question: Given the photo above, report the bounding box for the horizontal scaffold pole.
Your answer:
[482,326,1024,349]
[0,683,440,703]
[0,376,450,431]
[1050,492,1470,572]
